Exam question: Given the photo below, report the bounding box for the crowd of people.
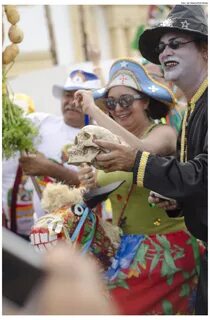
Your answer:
[3,5,208,315]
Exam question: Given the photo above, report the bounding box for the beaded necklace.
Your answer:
[180,78,208,162]
[117,122,158,228]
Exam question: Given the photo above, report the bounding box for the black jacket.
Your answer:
[139,89,208,242]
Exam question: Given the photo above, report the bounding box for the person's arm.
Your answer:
[94,131,207,202]
[74,90,177,155]
[140,125,177,155]
[19,153,80,186]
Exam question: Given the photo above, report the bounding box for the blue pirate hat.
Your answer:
[53,69,101,98]
[93,58,176,110]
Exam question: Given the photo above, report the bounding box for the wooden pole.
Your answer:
[44,5,58,65]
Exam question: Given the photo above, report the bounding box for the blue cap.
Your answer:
[53,69,101,98]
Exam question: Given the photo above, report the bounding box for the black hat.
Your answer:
[139,5,208,65]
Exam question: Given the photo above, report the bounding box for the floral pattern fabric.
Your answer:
[106,230,204,315]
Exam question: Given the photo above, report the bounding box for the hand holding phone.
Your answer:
[148,191,178,210]
[150,191,175,202]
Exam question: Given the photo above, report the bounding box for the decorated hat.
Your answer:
[53,69,101,98]
[139,5,208,65]
[93,58,176,109]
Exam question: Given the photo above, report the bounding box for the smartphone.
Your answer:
[2,228,44,307]
[150,191,174,202]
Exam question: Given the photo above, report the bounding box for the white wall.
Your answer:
[3,5,112,66]
[50,5,75,65]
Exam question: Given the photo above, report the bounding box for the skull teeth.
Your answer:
[40,233,48,243]
[33,240,58,253]
[30,232,57,245]
[34,233,41,244]
[49,234,57,242]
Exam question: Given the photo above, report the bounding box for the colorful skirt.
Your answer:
[105,230,204,315]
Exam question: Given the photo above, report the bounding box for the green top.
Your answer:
[97,170,186,235]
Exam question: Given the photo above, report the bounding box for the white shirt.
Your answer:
[27,112,80,218]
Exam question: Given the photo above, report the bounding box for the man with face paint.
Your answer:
[19,70,100,218]
[86,5,207,315]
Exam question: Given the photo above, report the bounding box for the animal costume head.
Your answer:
[30,182,124,270]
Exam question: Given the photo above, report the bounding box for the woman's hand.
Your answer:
[78,163,97,190]
[148,191,178,210]
[74,90,96,116]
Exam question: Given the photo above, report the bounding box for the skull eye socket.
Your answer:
[83,132,91,139]
[72,204,84,216]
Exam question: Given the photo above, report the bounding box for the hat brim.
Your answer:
[93,68,176,111]
[139,26,208,65]
[52,85,85,98]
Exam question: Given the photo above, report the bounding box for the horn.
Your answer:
[83,180,125,208]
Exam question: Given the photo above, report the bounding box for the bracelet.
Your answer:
[132,150,142,184]
[136,151,150,187]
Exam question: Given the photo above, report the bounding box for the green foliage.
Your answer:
[108,274,129,290]
[180,283,190,297]
[134,243,149,267]
[162,299,173,315]
[2,90,38,159]
[131,25,145,50]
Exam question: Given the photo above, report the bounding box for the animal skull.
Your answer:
[67,125,123,167]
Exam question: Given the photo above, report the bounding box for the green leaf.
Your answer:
[161,260,170,277]
[150,253,160,273]
[182,271,191,280]
[135,243,149,267]
[156,234,171,250]
[180,283,190,297]
[131,25,145,50]
[108,278,129,290]
[118,271,128,280]
[166,275,174,285]
[2,90,38,159]
[147,236,162,252]
[164,250,179,271]
[174,250,185,260]
[162,299,173,315]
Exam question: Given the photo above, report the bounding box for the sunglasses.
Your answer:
[104,94,145,110]
[155,39,194,55]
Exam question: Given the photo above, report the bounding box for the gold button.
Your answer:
[153,218,161,226]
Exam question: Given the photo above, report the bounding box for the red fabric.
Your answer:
[109,231,204,315]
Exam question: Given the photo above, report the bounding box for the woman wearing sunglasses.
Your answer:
[74,58,202,315]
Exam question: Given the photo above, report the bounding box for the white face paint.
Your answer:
[158,32,203,86]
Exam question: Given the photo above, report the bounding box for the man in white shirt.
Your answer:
[18,70,100,219]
